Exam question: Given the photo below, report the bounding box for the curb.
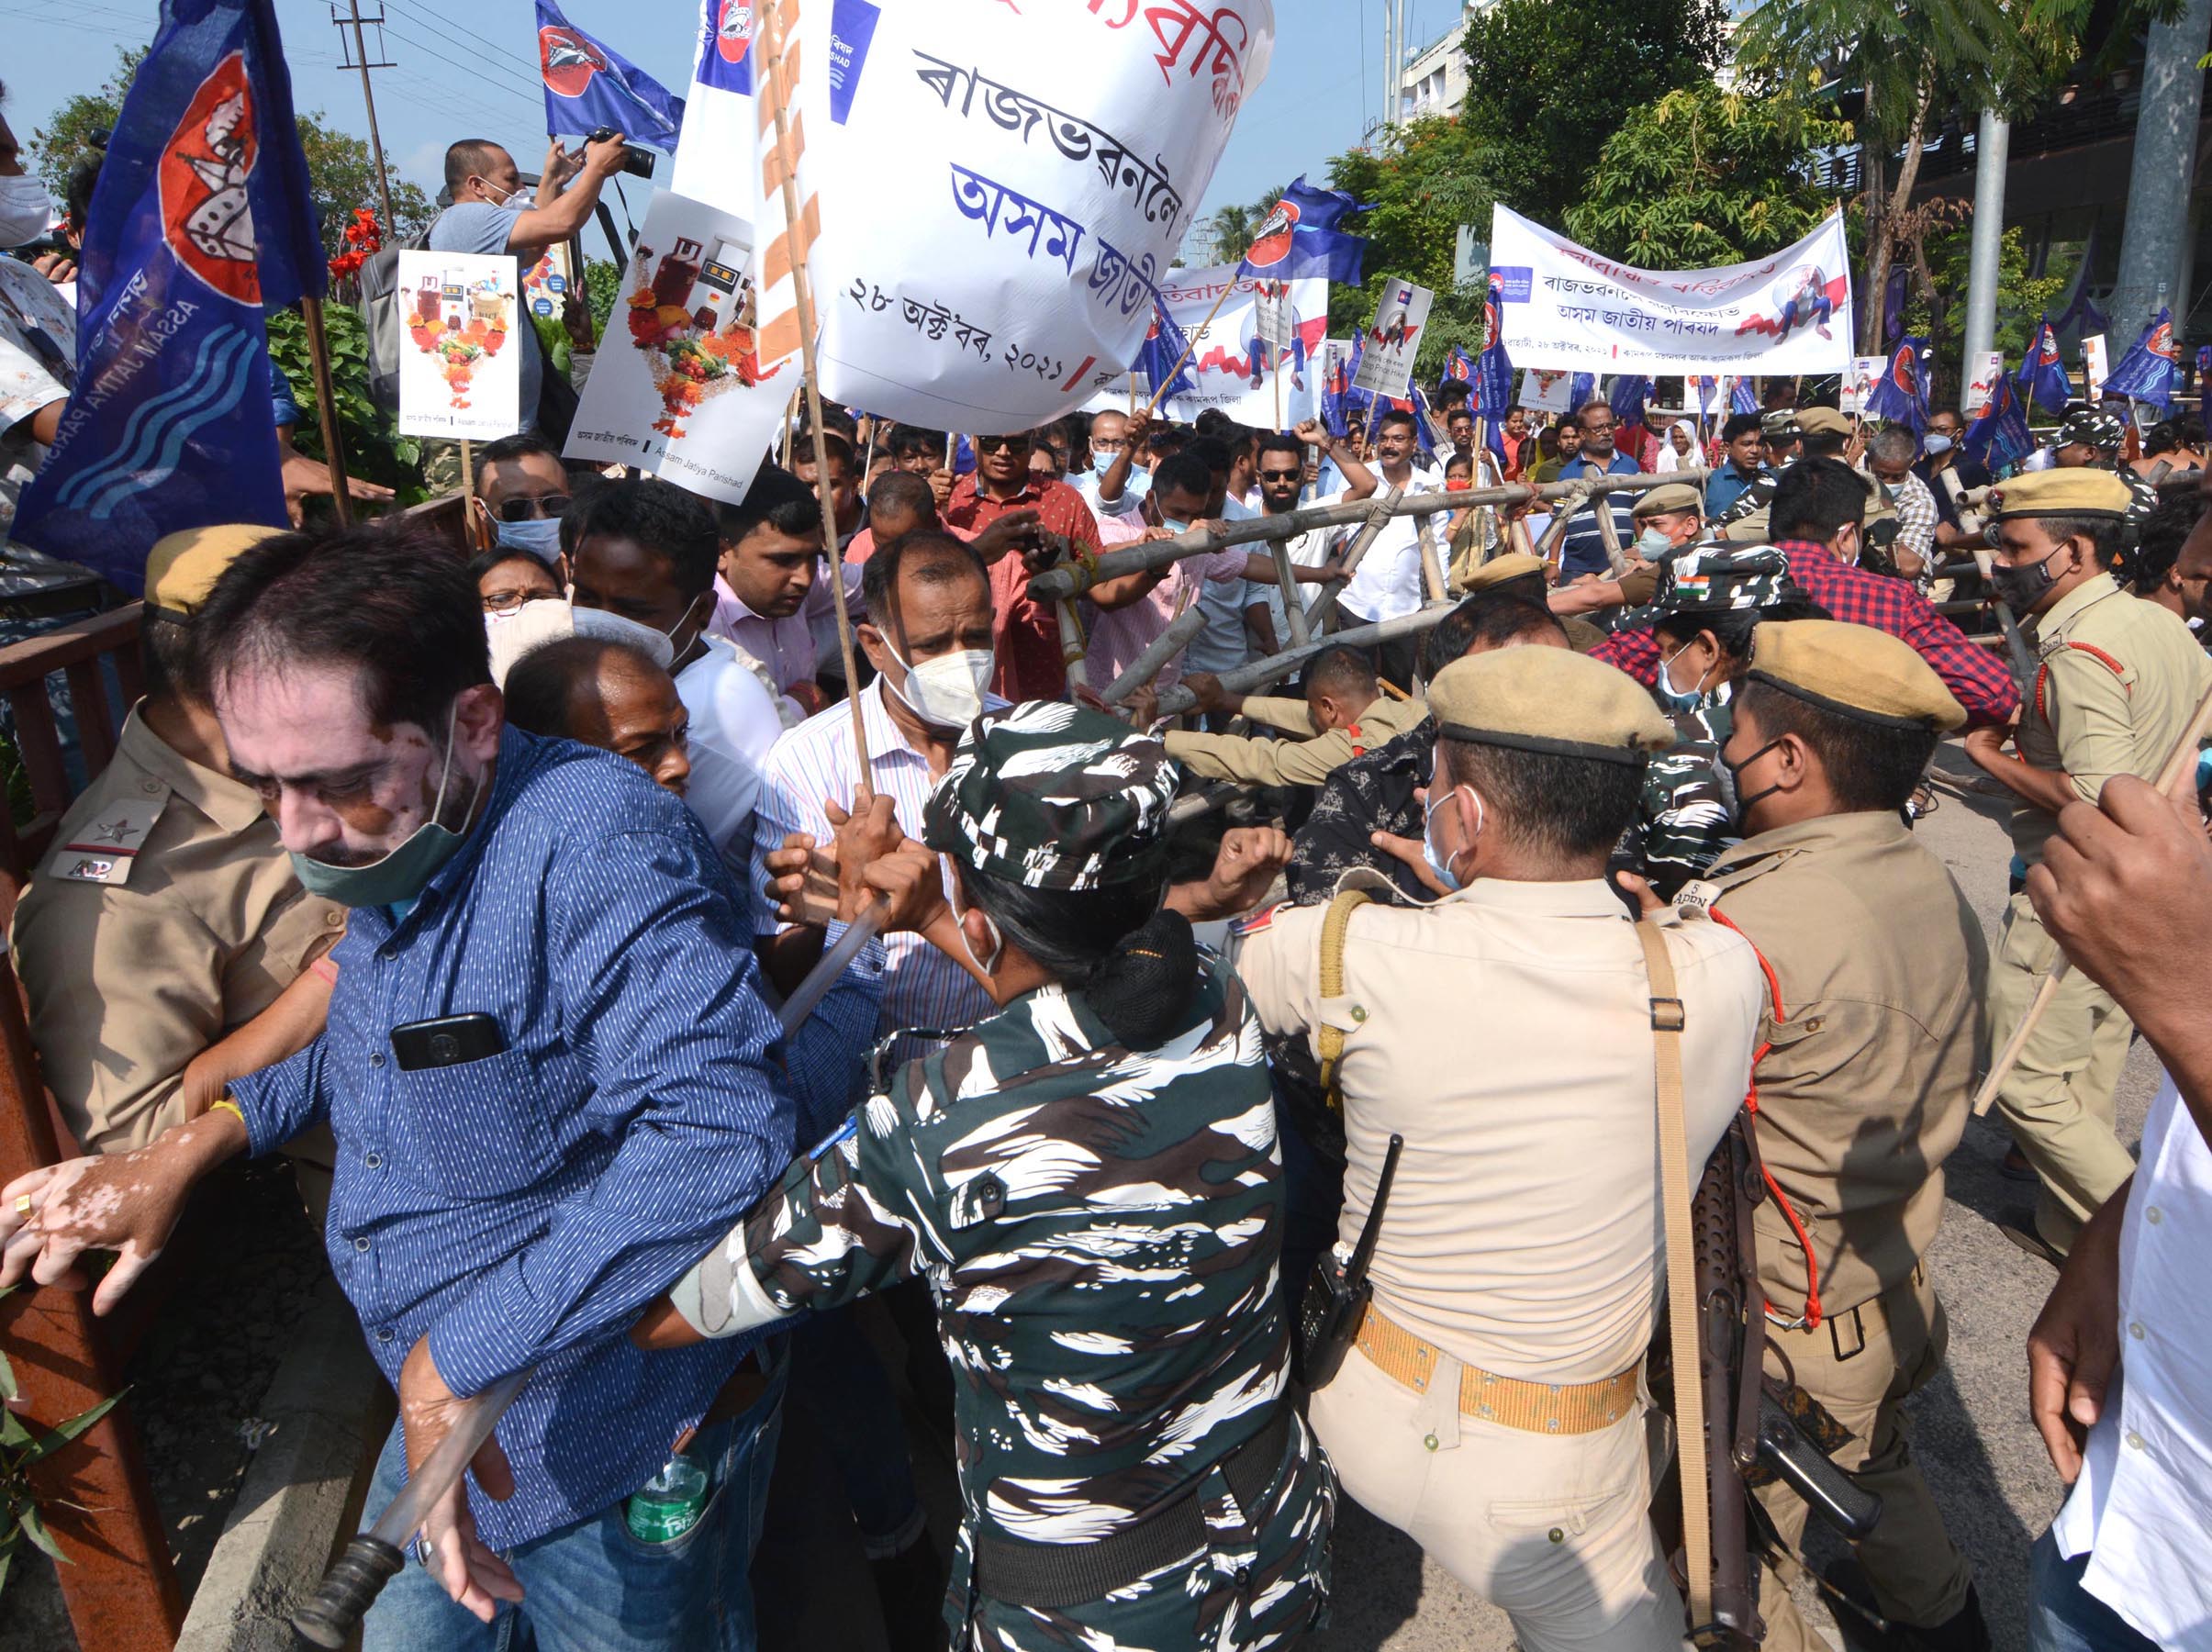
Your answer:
[175,1274,390,1652]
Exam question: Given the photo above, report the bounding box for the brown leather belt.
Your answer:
[1356,1309,1639,1434]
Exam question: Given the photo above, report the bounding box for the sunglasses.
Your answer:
[496,494,572,522]
[976,435,1032,453]
[1258,468,1303,483]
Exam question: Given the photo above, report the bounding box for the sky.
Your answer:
[0,0,1451,262]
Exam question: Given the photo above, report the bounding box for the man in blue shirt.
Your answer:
[0,529,851,1649]
[1704,411,1769,519]
[1555,398,1643,578]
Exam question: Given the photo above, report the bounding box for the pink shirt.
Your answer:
[1078,514,1248,693]
[708,575,817,697]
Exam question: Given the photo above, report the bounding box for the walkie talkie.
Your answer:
[1296,1133,1403,1389]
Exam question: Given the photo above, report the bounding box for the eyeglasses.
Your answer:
[1580,420,1615,434]
[1090,437,1126,452]
[1258,468,1303,483]
[496,494,572,522]
[976,434,1031,453]
[482,588,559,616]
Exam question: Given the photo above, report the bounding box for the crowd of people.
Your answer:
[4,114,2212,1652]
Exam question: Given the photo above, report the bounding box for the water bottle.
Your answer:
[624,1452,709,1545]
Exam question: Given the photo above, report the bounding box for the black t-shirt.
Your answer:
[1915,455,1993,529]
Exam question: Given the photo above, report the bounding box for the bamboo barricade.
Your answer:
[1272,539,1313,648]
[1303,487,1403,632]
[1027,471,1711,605]
[1100,608,1206,706]
[1152,601,1464,718]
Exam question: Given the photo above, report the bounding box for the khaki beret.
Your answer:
[1747,620,1966,732]
[1458,552,1548,593]
[1427,646,1673,765]
[1987,469,2133,520]
[1631,482,1704,520]
[1796,407,1852,437]
[144,524,284,619]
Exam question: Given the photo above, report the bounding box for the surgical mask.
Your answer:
[288,709,473,910]
[883,638,993,731]
[1635,526,1674,560]
[1421,788,1480,894]
[1657,638,1711,714]
[1156,514,1192,536]
[1989,545,2068,614]
[1922,433,1954,456]
[567,594,695,668]
[495,517,564,564]
[475,177,533,210]
[1720,736,1786,828]
[0,175,54,247]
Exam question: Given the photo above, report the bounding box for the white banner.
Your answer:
[1353,279,1432,397]
[1072,263,1323,425]
[1523,365,1573,413]
[1491,205,1854,376]
[396,251,522,441]
[1966,350,2005,413]
[2082,333,2108,400]
[1842,355,1884,416]
[563,189,791,504]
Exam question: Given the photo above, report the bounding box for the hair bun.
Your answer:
[1082,909,1200,1050]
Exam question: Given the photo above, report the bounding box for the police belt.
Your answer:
[971,1402,1293,1609]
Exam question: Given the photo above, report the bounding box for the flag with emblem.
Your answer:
[1732,376,1759,416]
[536,0,686,151]
[2016,316,2072,415]
[2102,307,2180,412]
[1609,374,1650,433]
[1962,369,2034,472]
[13,0,322,593]
[1864,337,1930,432]
[1236,176,1367,286]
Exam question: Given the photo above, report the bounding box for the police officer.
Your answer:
[1966,470,2212,1257]
[11,526,343,1200]
[1686,620,1991,1652]
[1240,646,1766,1651]
[1720,408,1855,541]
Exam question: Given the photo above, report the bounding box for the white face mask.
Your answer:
[566,597,682,669]
[883,639,993,731]
[0,175,55,247]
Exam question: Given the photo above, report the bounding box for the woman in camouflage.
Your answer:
[649,702,1335,1649]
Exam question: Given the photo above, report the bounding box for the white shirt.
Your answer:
[1253,486,1351,650]
[1075,463,1150,519]
[2050,1076,2212,1649]
[0,258,73,541]
[673,636,784,876]
[1335,463,1443,624]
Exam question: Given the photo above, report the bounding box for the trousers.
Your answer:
[1310,1342,1684,1651]
[1755,1268,1972,1651]
[1986,893,2139,1252]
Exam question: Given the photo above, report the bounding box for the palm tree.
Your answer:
[1208,204,1256,261]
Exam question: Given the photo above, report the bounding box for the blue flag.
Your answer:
[1732,377,1759,417]
[1568,373,1595,415]
[1963,371,2035,473]
[2103,307,2180,412]
[14,0,322,591]
[538,0,686,151]
[1473,271,1514,428]
[1440,345,1474,395]
[1238,176,1368,286]
[1134,293,1199,407]
[2016,317,2072,416]
[1609,374,1650,433]
[1864,338,1930,433]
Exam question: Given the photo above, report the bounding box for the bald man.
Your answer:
[503,636,693,798]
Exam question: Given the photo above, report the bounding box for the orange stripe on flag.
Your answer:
[759,110,806,195]
[757,308,805,364]
[755,40,803,133]
[763,195,822,287]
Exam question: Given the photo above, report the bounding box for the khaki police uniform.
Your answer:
[1990,503,2212,1248]
[1237,646,1766,1652]
[1164,688,1429,787]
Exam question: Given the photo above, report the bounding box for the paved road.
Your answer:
[768,739,2151,1652]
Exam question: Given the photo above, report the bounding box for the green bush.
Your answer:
[264,307,428,508]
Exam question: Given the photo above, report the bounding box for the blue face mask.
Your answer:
[1656,638,1711,714]
[1421,788,1480,894]
[287,709,474,910]
[495,516,564,564]
[1922,433,1954,456]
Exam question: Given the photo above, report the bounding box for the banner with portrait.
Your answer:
[1490,205,1854,377]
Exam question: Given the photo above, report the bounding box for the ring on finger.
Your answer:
[410,1534,435,1568]
[12,1194,31,1217]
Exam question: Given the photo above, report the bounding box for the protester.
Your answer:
[1073,406,1151,519]
[1654,419,1698,474]
[468,431,573,567]
[2130,415,2208,478]
[1553,399,1643,579]
[709,465,832,721]
[1167,642,1430,787]
[1865,427,1941,583]
[568,477,783,869]
[1073,452,1257,694]
[1243,644,1763,1650]
[1446,404,1477,463]
[469,545,563,616]
[0,527,826,1650]
[1917,407,1995,550]
[943,430,1089,701]
[1496,406,1534,479]
[1597,458,2019,727]
[2127,493,2203,621]
[1966,470,2212,1261]
[501,634,692,798]
[1705,411,1769,518]
[1332,407,1445,686]
[1250,421,1375,652]
[790,430,864,550]
[652,705,1334,1649]
[1531,412,1581,484]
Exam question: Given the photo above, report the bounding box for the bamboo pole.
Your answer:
[1592,481,1629,577]
[1972,674,2212,1116]
[756,0,871,785]
[1416,509,1447,603]
[1272,339,1283,430]
[459,438,475,503]
[298,296,355,529]
[1141,279,1240,419]
[1153,601,1462,717]
[1100,608,1206,706]
[1056,597,1089,692]
[1305,486,1402,632]
[1273,540,1312,648]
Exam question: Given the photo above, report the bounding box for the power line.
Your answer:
[377,0,550,103]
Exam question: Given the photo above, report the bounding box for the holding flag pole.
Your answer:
[300,296,355,529]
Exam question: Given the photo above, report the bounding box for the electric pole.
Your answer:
[334,0,397,233]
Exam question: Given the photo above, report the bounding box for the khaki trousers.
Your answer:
[1310,1342,1685,1651]
[1986,892,2138,1252]
[1755,1269,1972,1650]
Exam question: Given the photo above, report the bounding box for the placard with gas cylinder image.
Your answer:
[396,250,523,441]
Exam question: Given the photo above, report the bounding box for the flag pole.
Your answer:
[298,296,356,529]
[1141,278,1241,419]
[757,0,872,788]
[1273,341,1282,430]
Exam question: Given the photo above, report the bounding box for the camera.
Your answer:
[585,128,656,180]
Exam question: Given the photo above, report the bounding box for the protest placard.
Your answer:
[1076,263,1323,425]
[1491,206,1853,377]
[1523,366,1573,413]
[1255,278,1294,360]
[1354,280,1431,397]
[1843,355,1884,415]
[1965,350,2005,414]
[395,251,523,441]
[562,188,789,503]
[2083,333,2109,400]
[522,242,574,322]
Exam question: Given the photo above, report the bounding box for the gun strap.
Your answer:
[1315,888,1376,1111]
[1635,918,1714,1634]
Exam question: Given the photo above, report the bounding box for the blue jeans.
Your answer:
[363,1352,788,1652]
[2028,1527,2159,1652]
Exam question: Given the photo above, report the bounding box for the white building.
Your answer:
[1398,3,1481,123]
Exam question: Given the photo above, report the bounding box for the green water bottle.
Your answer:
[625,1453,709,1545]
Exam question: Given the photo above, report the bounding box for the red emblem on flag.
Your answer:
[716,0,756,63]
[540,25,609,96]
[1243,197,1300,270]
[157,51,261,305]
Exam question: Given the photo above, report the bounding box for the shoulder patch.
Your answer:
[48,793,170,887]
[1235,903,1279,936]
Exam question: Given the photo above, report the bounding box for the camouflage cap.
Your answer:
[2053,408,2127,453]
[1748,620,1966,732]
[1761,409,1803,441]
[923,701,1179,891]
[1427,647,1673,765]
[1653,544,1794,617]
[1988,468,2133,520]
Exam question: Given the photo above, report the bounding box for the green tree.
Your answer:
[1563,85,1852,267]
[1206,203,1255,263]
[29,48,430,257]
[1462,0,1727,230]
[1324,117,1493,379]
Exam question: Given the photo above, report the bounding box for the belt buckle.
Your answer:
[1648,996,1685,1032]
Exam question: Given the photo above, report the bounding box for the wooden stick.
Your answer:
[779,384,799,467]
[757,0,871,787]
[1128,371,1137,418]
[1100,608,1205,706]
[1141,278,1239,419]
[1273,540,1312,648]
[1153,600,1460,716]
[1304,486,1402,632]
[1273,340,1283,431]
[1416,509,1447,603]
[944,430,956,473]
[1972,674,2212,1115]
[1056,597,1089,692]
[459,437,475,503]
[1592,477,1629,576]
[298,296,355,528]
